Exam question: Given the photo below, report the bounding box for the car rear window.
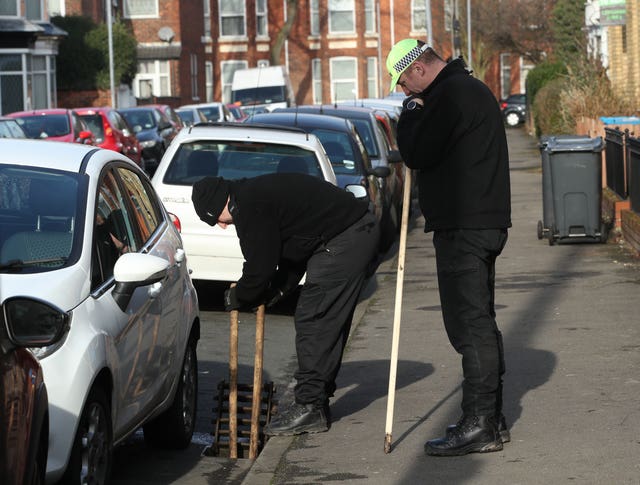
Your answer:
[15,114,71,139]
[162,140,324,185]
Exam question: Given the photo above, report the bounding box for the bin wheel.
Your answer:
[537,220,543,240]
[599,222,608,244]
[548,225,556,246]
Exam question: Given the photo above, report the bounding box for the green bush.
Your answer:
[525,61,567,107]
[532,77,571,136]
[86,22,138,90]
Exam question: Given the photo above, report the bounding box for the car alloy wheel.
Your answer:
[505,112,521,127]
[63,387,112,485]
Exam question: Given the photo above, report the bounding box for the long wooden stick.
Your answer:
[229,306,239,459]
[384,167,412,454]
[249,304,266,459]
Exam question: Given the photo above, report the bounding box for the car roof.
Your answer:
[75,107,113,115]
[247,112,354,132]
[0,139,131,172]
[176,121,314,142]
[6,109,71,117]
[275,105,376,120]
[119,106,159,112]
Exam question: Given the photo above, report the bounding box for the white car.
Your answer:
[177,102,234,123]
[0,139,200,484]
[151,122,337,282]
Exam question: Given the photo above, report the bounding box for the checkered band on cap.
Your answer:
[392,44,427,75]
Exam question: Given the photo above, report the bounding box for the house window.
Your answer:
[444,0,453,32]
[329,0,355,34]
[500,53,511,100]
[312,58,322,104]
[220,0,246,37]
[0,54,24,114]
[0,0,17,16]
[310,0,320,36]
[205,61,213,102]
[26,0,43,20]
[134,60,171,98]
[203,0,211,38]
[256,0,268,37]
[30,56,48,109]
[48,0,64,16]
[123,0,158,18]
[365,0,376,33]
[221,60,247,103]
[191,54,199,101]
[412,0,426,32]
[367,57,377,98]
[330,57,357,103]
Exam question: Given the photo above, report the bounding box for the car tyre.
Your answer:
[61,386,112,485]
[143,335,198,449]
[505,112,521,127]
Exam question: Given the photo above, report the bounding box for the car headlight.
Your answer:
[2,297,70,359]
[140,140,157,148]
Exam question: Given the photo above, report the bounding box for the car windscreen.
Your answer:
[79,114,105,142]
[162,140,324,185]
[0,165,81,273]
[15,115,71,139]
[349,119,379,158]
[120,110,156,132]
[196,106,221,122]
[232,86,286,106]
[0,120,26,138]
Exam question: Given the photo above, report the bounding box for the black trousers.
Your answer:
[433,228,508,417]
[293,211,379,404]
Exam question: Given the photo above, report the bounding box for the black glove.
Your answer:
[223,287,240,312]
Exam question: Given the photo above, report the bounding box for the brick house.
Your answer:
[49,0,529,109]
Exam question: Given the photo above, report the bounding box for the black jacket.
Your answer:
[229,173,369,304]
[397,58,511,232]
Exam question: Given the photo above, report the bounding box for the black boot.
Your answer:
[424,415,503,457]
[264,401,329,436]
[447,413,510,443]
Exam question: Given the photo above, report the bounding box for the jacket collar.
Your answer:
[420,57,470,98]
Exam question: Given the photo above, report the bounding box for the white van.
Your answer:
[231,65,295,114]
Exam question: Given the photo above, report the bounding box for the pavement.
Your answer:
[240,126,640,484]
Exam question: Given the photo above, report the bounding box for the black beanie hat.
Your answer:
[191,176,231,226]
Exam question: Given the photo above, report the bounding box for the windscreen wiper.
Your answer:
[0,257,67,271]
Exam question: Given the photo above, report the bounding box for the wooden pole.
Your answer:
[249,304,266,459]
[229,306,239,459]
[384,167,412,453]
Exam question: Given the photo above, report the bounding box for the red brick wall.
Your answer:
[58,89,112,109]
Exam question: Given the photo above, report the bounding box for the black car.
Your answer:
[119,107,177,176]
[500,93,527,127]
[247,111,394,250]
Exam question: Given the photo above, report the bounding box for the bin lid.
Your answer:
[599,116,640,125]
[544,135,604,152]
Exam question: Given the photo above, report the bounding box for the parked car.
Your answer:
[0,116,28,138]
[151,122,338,283]
[247,111,396,250]
[76,106,143,168]
[119,106,178,176]
[175,106,209,127]
[0,139,200,484]
[275,104,404,238]
[500,93,527,127]
[226,103,249,122]
[141,103,184,132]
[178,102,234,123]
[0,303,64,485]
[6,109,96,145]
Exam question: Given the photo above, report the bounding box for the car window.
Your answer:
[92,169,138,287]
[0,166,79,273]
[80,114,105,142]
[197,106,220,122]
[15,115,71,138]
[0,120,26,138]
[177,111,196,124]
[121,110,156,130]
[312,130,361,175]
[162,140,323,184]
[115,167,161,243]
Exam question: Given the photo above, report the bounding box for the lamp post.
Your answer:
[107,0,116,107]
[466,0,472,70]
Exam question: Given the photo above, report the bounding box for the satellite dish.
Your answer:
[158,26,175,42]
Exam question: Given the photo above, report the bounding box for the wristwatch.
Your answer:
[406,99,422,111]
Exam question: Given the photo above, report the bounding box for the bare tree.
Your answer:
[469,0,556,64]
[270,0,299,66]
